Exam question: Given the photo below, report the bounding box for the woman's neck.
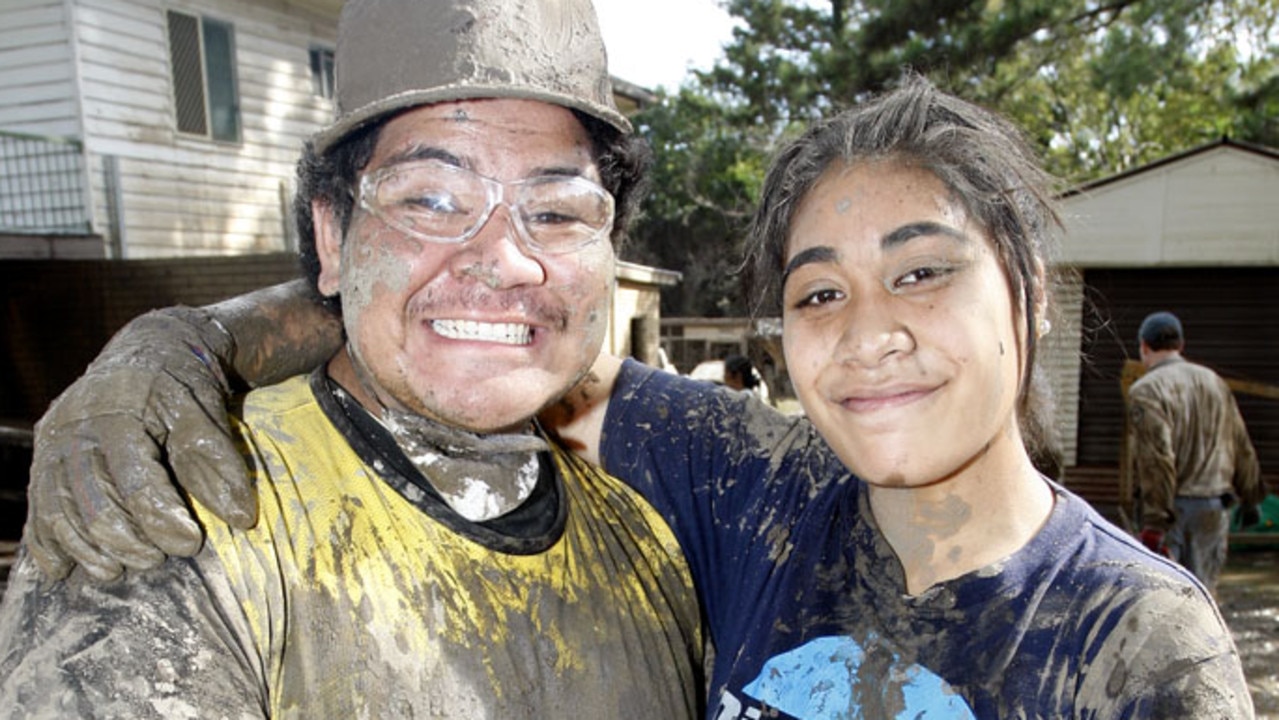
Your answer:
[867,438,1054,596]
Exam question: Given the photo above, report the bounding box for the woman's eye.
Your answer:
[894,264,952,289]
[795,288,843,308]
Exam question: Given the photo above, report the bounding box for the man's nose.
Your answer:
[447,204,547,289]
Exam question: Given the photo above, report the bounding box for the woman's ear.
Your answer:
[313,200,342,297]
[1032,257,1049,332]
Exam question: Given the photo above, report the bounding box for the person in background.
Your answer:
[1128,310,1264,594]
[0,0,706,716]
[722,354,759,393]
[17,78,1255,716]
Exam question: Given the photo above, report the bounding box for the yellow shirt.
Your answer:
[194,374,704,717]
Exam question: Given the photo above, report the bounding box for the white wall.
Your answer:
[73,0,337,256]
[1042,270,1083,467]
[0,0,81,137]
[1060,145,1279,267]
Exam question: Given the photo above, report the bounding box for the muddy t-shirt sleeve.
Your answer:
[599,359,845,642]
[0,549,266,719]
[1074,580,1254,718]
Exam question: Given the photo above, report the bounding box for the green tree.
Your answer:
[623,0,1279,315]
[623,87,773,317]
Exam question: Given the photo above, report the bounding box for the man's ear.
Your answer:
[313,200,342,297]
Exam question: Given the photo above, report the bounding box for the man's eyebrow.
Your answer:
[379,146,464,168]
[536,165,591,179]
[882,221,968,249]
[783,245,838,285]
[373,147,592,181]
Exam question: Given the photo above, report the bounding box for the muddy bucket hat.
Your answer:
[311,0,630,154]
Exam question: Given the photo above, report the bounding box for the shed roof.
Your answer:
[1058,138,1279,267]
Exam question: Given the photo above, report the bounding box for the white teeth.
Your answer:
[432,319,533,345]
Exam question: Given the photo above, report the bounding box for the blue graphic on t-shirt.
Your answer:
[743,636,975,719]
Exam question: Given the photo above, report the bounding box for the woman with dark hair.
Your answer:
[722,355,759,391]
[596,74,1251,718]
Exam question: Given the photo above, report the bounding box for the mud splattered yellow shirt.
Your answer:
[0,372,703,719]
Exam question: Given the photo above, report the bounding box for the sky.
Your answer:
[593,0,739,92]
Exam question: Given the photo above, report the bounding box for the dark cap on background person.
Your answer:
[1138,311,1185,351]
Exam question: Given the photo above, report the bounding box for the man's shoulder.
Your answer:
[1148,360,1236,402]
[1173,358,1222,378]
[1127,370,1165,402]
[240,374,318,418]
[231,374,337,457]
[1132,357,1205,393]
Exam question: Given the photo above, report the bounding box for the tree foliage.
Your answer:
[622,0,1279,316]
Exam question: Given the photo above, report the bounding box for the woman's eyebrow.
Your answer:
[783,245,838,285]
[882,221,968,249]
[783,221,972,286]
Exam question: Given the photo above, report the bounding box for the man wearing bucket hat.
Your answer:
[0,0,705,716]
[1128,311,1263,593]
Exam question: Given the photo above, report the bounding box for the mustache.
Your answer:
[406,286,572,331]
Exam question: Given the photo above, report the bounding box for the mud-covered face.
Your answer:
[314,99,615,433]
[781,161,1027,488]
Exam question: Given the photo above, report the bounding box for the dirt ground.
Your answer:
[1218,544,1279,718]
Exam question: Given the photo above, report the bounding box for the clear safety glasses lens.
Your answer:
[359,160,615,254]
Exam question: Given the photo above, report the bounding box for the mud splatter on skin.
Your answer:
[780,161,1051,596]
[208,280,344,388]
[459,259,506,289]
[314,100,614,434]
[380,410,546,520]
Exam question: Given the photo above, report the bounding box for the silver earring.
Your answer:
[1037,317,1052,337]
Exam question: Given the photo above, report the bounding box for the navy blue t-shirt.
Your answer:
[601,360,1252,719]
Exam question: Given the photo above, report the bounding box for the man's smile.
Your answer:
[431,318,534,345]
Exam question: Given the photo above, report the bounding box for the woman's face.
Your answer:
[781,160,1028,488]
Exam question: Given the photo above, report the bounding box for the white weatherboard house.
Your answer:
[0,0,655,259]
[0,0,673,362]
[1048,138,1279,516]
[1,0,347,257]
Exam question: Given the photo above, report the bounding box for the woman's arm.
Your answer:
[25,280,342,581]
[539,353,621,468]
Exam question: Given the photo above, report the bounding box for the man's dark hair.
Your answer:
[293,108,651,312]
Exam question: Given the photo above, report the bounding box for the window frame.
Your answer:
[166,9,242,144]
[309,45,336,100]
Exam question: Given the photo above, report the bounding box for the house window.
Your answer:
[167,10,241,143]
[310,46,335,99]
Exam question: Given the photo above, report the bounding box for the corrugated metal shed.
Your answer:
[1052,140,1279,513]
